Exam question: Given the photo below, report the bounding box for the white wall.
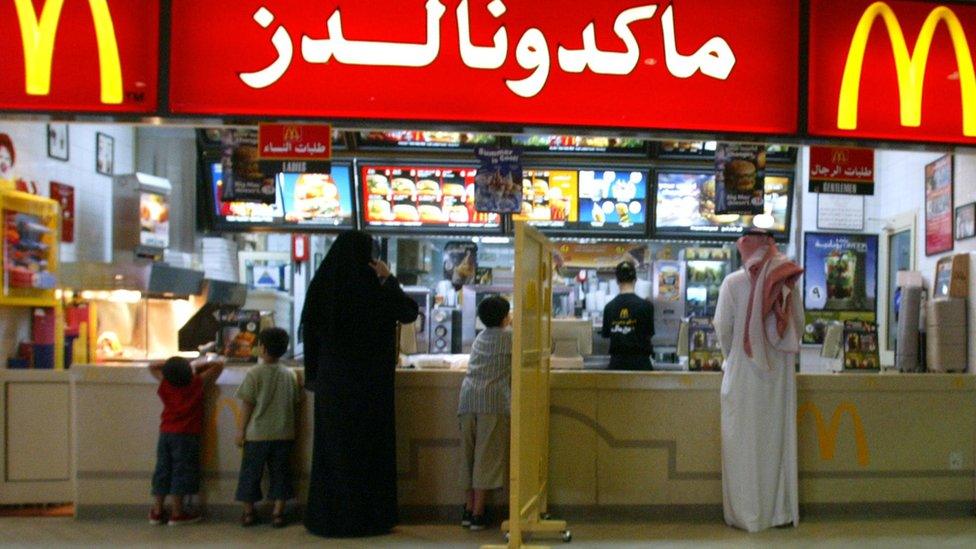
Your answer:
[798,145,976,372]
[0,122,135,263]
[0,122,134,363]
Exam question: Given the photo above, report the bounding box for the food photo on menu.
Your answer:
[578,170,647,229]
[515,170,578,226]
[362,166,499,228]
[654,171,790,237]
[280,170,355,226]
[211,162,283,223]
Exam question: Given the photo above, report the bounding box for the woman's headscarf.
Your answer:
[736,231,804,367]
[302,230,377,358]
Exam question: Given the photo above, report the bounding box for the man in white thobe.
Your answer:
[713,229,804,532]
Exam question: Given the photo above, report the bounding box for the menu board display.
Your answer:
[513,135,646,155]
[357,131,496,150]
[361,165,501,232]
[514,168,648,235]
[208,161,356,231]
[578,170,647,229]
[655,141,795,162]
[654,171,792,239]
[515,170,578,227]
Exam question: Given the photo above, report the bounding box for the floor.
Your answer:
[2,517,976,547]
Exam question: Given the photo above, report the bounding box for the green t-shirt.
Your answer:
[235,362,299,441]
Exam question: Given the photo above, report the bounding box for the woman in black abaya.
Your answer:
[302,231,419,537]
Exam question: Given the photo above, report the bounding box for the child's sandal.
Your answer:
[271,514,286,529]
[241,512,258,527]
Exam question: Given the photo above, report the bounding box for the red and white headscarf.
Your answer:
[736,232,804,368]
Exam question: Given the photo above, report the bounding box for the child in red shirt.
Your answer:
[148,356,224,526]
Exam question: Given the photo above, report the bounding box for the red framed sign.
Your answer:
[0,0,159,113]
[258,123,332,160]
[808,146,875,195]
[809,0,976,145]
[168,0,799,135]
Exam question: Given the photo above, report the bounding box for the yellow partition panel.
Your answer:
[488,222,569,548]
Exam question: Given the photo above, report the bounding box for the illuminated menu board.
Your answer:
[357,131,496,150]
[654,171,792,239]
[513,135,647,155]
[360,165,502,233]
[208,161,356,231]
[515,168,648,235]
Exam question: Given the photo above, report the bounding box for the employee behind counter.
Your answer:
[601,261,654,371]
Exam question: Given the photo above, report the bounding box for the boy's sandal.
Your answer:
[241,512,258,527]
[271,514,286,529]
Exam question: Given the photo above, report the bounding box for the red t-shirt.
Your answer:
[158,376,204,435]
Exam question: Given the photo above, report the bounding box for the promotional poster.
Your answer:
[220,130,276,204]
[925,155,954,256]
[474,147,522,214]
[443,242,478,290]
[803,232,878,344]
[843,320,880,371]
[688,318,723,371]
[715,143,766,215]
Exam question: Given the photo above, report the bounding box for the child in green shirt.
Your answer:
[235,328,300,528]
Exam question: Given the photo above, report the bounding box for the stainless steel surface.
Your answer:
[61,261,204,298]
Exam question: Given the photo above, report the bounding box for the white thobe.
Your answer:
[712,269,801,532]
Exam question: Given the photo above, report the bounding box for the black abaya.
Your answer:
[302,232,419,537]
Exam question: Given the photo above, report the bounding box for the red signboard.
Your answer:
[809,0,976,145]
[0,0,159,113]
[258,123,332,160]
[808,146,875,195]
[168,0,799,135]
[49,182,74,242]
[925,155,953,256]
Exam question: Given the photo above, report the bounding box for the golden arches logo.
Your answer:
[13,0,123,104]
[202,396,242,467]
[797,401,870,467]
[837,1,976,137]
[282,126,302,141]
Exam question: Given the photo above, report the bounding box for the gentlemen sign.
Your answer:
[0,0,159,113]
[809,147,875,195]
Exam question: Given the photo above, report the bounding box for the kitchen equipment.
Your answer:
[403,287,432,354]
[430,307,462,354]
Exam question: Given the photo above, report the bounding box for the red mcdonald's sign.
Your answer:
[0,0,159,113]
[167,0,799,135]
[808,0,976,145]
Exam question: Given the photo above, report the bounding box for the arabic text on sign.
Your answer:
[239,1,738,98]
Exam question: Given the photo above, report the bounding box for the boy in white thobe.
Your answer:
[713,230,804,533]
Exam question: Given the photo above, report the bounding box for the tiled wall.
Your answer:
[798,146,976,372]
[0,122,135,263]
[0,122,135,362]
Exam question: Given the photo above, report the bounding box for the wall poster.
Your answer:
[925,155,953,256]
[803,232,878,345]
[715,143,766,215]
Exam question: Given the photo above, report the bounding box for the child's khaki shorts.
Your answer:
[458,413,510,490]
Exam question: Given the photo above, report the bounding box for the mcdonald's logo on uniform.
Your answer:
[797,401,870,467]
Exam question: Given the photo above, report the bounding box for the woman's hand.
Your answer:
[370,260,391,281]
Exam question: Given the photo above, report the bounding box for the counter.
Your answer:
[0,368,73,504]
[70,366,976,518]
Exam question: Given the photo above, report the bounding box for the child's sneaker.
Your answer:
[469,514,487,531]
[148,509,168,525]
[168,512,202,526]
[461,507,473,527]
